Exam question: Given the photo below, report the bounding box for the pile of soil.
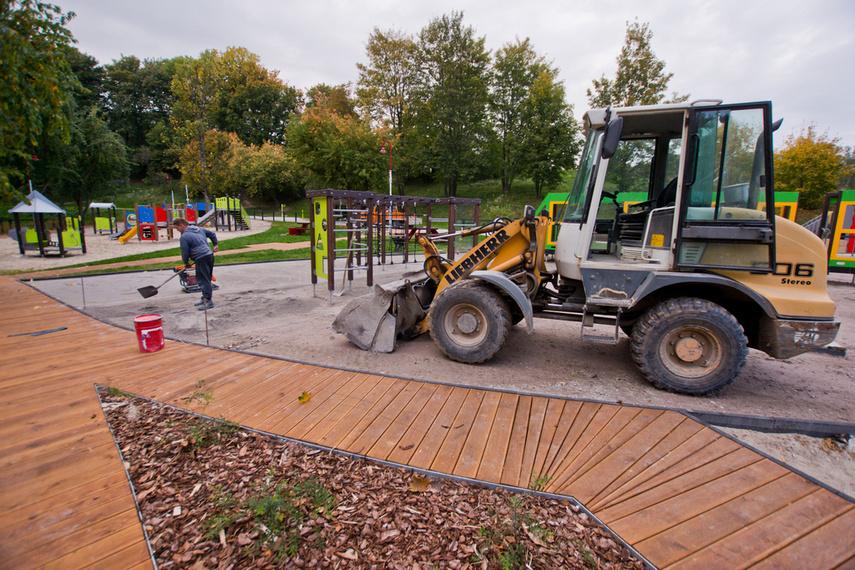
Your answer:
[100,389,644,569]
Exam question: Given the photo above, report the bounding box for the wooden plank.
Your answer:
[476,392,520,484]
[751,507,855,570]
[385,384,455,466]
[537,399,585,478]
[315,376,405,450]
[454,390,503,479]
[367,382,440,460]
[430,389,485,474]
[635,472,821,567]
[0,470,130,531]
[608,459,792,543]
[329,378,411,453]
[347,380,425,456]
[289,373,375,441]
[530,398,568,480]
[271,369,362,436]
[28,518,150,569]
[500,395,533,487]
[517,396,549,488]
[675,491,855,569]
[593,429,737,512]
[588,415,702,511]
[407,387,471,471]
[545,402,621,490]
[597,445,764,524]
[2,493,138,560]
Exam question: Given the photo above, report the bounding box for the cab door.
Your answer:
[675,102,776,272]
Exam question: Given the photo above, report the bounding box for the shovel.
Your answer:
[137,267,187,299]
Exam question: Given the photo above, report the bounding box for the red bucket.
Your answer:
[134,314,164,353]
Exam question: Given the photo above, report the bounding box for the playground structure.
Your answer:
[115,196,249,244]
[306,189,481,299]
[8,190,86,257]
[89,202,119,234]
[536,190,801,253]
[810,189,855,275]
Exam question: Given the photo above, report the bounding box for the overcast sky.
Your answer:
[63,0,855,148]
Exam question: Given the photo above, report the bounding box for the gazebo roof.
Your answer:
[8,190,66,215]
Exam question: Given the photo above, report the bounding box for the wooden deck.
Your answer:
[1,274,853,569]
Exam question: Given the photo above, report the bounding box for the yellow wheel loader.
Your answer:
[333,100,839,395]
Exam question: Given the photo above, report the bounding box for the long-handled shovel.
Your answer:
[137,267,185,299]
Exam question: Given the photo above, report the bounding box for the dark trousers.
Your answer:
[194,254,215,301]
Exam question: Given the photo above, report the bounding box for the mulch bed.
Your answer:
[99,388,644,569]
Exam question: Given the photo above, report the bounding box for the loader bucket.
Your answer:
[332,271,434,353]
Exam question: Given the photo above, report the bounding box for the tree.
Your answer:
[223,138,304,203]
[409,11,491,196]
[177,129,233,200]
[490,38,551,194]
[103,56,180,150]
[306,83,356,117]
[171,50,223,204]
[519,71,581,198]
[587,20,687,108]
[775,126,852,209]
[33,105,129,219]
[288,98,386,192]
[356,28,418,194]
[213,47,301,146]
[0,0,79,199]
[62,46,103,111]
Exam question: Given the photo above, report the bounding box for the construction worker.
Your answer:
[173,218,219,310]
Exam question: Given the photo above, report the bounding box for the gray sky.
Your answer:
[63,0,855,148]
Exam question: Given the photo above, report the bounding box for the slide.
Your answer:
[118,225,138,244]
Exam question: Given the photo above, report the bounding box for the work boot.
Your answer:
[197,300,214,311]
[194,298,205,306]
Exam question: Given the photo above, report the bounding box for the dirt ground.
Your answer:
[9,231,855,499]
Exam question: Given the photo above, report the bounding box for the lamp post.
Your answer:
[380,142,392,195]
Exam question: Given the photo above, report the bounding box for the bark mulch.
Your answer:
[99,388,645,569]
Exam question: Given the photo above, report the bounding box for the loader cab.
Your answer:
[555,101,777,286]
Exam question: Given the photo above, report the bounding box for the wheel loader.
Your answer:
[333,100,840,395]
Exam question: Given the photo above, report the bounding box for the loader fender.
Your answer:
[470,270,533,333]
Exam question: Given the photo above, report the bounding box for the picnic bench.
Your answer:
[288,222,310,236]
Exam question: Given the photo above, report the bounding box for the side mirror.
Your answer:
[601,116,624,159]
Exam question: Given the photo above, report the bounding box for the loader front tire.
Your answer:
[428,280,511,364]
[630,298,747,395]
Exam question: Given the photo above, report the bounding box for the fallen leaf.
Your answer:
[409,475,430,492]
[298,391,312,403]
[237,533,252,546]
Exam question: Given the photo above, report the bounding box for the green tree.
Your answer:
[0,0,79,199]
[103,55,180,150]
[171,50,223,204]
[410,11,491,196]
[288,98,386,192]
[587,20,687,108]
[490,38,551,194]
[213,47,301,146]
[223,138,304,203]
[775,126,852,209]
[34,105,129,219]
[520,71,581,199]
[177,128,233,200]
[62,46,103,111]
[356,28,418,193]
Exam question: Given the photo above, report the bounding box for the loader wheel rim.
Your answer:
[444,303,487,347]
[659,326,722,379]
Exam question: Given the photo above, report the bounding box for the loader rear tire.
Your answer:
[630,298,747,395]
[428,280,511,364]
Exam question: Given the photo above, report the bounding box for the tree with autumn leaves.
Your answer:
[775,126,853,209]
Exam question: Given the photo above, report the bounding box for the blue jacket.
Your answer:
[180,225,218,264]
